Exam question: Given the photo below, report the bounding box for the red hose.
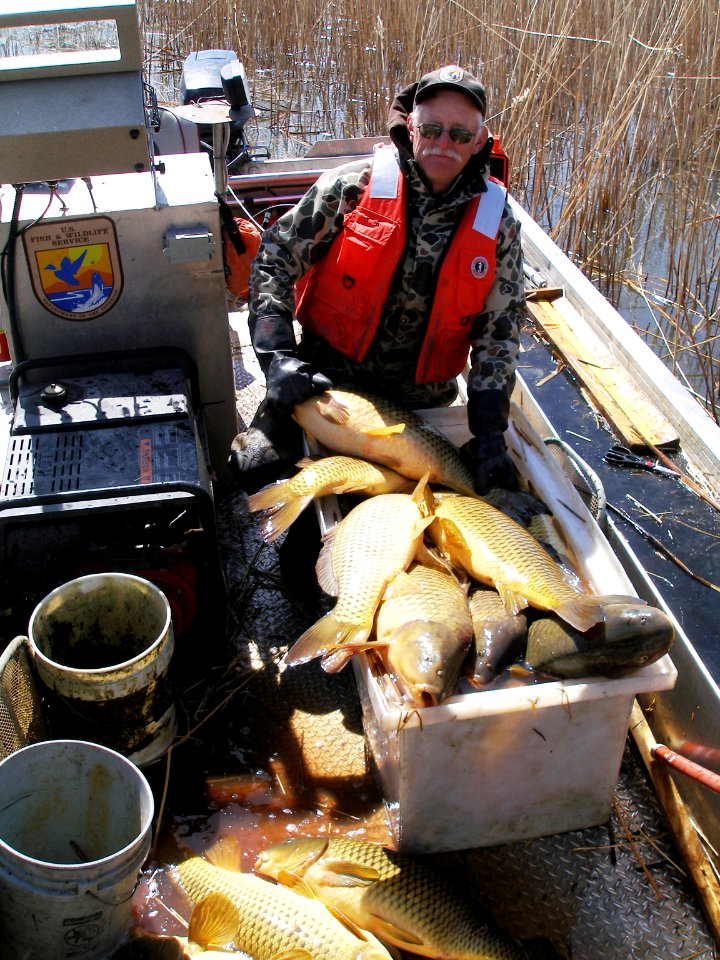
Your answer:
[652,744,720,795]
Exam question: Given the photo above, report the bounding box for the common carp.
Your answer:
[428,495,640,632]
[293,388,477,495]
[375,563,473,706]
[285,477,434,671]
[255,836,528,960]
[524,603,675,677]
[247,454,410,542]
[467,585,528,686]
[175,855,394,960]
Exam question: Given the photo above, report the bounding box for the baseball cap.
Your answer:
[413,65,486,116]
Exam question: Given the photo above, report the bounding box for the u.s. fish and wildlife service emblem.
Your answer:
[470,255,489,279]
[23,216,123,320]
[438,66,464,83]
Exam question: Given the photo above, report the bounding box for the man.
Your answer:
[232,64,526,495]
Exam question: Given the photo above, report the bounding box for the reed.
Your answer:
[139,0,720,418]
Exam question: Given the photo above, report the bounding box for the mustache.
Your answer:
[422,145,463,162]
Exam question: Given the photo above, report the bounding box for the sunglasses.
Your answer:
[416,122,475,144]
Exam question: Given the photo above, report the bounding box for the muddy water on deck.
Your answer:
[129,488,394,941]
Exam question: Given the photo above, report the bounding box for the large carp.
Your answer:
[429,495,640,632]
[525,603,674,677]
[255,836,528,960]
[247,454,410,542]
[293,388,477,495]
[175,856,393,960]
[375,563,473,706]
[284,477,434,671]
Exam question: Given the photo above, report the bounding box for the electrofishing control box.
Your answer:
[321,397,677,853]
[0,152,237,637]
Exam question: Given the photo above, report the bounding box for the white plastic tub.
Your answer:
[353,647,674,852]
[318,383,678,852]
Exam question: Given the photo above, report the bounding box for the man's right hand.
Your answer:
[266,355,333,413]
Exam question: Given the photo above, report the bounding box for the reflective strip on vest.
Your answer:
[369,145,400,199]
[473,178,505,238]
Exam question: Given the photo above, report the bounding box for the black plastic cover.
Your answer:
[180,49,237,103]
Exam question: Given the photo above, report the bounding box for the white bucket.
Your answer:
[0,739,154,960]
[29,573,177,766]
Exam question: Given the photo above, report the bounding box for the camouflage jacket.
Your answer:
[248,152,526,430]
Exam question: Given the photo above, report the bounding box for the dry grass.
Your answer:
[140,0,720,417]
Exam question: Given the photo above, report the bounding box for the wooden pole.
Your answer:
[629,700,720,946]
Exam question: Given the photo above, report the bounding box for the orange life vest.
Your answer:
[295,144,506,383]
[219,197,262,300]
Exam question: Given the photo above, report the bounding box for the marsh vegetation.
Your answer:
[140,0,720,417]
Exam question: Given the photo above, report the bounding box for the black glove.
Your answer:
[249,312,333,413]
[468,432,519,495]
[265,355,333,414]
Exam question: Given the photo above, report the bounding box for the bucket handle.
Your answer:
[83,874,142,906]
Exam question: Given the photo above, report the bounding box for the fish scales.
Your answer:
[323,495,428,624]
[175,857,392,960]
[429,495,635,632]
[255,836,528,960]
[285,490,432,668]
[293,388,476,496]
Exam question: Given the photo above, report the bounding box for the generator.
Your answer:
[0,2,238,641]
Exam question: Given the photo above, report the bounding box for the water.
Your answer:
[521,150,720,419]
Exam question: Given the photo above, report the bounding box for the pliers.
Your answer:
[604,444,679,476]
